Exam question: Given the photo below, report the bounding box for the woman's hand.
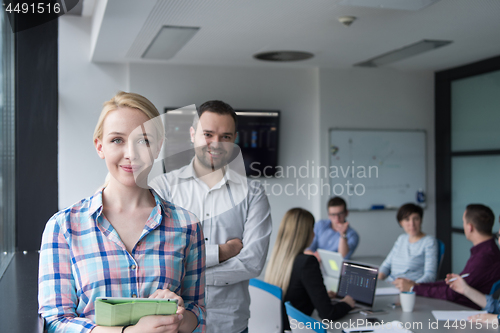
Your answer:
[467,313,498,324]
[327,290,336,299]
[392,278,415,292]
[125,288,185,333]
[341,295,355,308]
[445,274,487,308]
[445,273,469,295]
[149,288,184,308]
[126,313,185,333]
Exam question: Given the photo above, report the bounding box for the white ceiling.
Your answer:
[90,0,500,71]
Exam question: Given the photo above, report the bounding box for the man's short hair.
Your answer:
[465,204,495,235]
[192,100,238,132]
[396,203,423,223]
[327,197,347,211]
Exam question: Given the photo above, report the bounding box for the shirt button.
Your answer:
[206,213,210,216]
[205,238,208,241]
[136,242,141,246]
[132,294,137,298]
[131,265,136,270]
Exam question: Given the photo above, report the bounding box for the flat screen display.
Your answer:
[336,261,378,307]
[235,110,280,177]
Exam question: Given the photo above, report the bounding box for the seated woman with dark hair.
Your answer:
[378,203,438,290]
[265,208,354,332]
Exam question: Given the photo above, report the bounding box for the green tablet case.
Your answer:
[94,297,178,326]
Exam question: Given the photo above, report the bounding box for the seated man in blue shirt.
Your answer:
[305,197,359,260]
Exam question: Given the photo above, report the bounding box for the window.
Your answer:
[0,8,15,278]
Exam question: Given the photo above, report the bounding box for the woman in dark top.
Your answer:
[265,208,355,331]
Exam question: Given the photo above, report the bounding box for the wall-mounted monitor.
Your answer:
[235,110,280,177]
[163,107,280,177]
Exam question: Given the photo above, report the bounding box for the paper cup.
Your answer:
[400,291,416,312]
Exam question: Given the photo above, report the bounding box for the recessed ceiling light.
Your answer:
[354,39,452,67]
[253,51,314,62]
[142,25,200,60]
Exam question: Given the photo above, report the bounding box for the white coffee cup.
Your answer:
[400,291,416,312]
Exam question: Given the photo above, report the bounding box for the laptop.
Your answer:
[317,249,343,292]
[333,261,379,310]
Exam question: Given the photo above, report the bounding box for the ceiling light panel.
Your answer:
[354,39,452,67]
[142,25,200,60]
[340,0,440,11]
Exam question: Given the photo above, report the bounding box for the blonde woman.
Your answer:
[38,92,205,333]
[265,208,354,332]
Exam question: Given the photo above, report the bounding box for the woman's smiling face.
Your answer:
[95,107,161,188]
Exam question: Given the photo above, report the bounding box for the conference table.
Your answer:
[319,256,498,332]
[323,294,497,332]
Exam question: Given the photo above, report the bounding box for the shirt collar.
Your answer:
[89,188,105,217]
[150,188,171,220]
[88,187,171,221]
[178,158,243,184]
[470,237,496,255]
[177,159,197,179]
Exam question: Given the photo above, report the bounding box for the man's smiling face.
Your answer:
[190,111,237,171]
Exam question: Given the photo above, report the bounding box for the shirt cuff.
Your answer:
[412,284,423,295]
[184,302,204,332]
[379,266,390,278]
[45,316,96,333]
[484,294,496,313]
[205,244,219,268]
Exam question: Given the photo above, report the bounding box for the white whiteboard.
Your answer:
[329,129,426,211]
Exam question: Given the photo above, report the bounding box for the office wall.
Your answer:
[59,15,434,258]
[59,16,128,209]
[319,68,435,256]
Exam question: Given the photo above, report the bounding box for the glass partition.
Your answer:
[448,65,500,279]
[451,155,500,231]
[451,70,500,152]
[451,233,471,274]
[0,8,15,278]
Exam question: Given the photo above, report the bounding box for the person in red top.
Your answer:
[394,204,500,310]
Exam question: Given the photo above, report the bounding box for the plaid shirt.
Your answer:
[38,188,206,333]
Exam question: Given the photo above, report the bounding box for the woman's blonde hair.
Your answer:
[264,208,315,295]
[93,91,164,187]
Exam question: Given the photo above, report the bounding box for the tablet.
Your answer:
[95,297,178,326]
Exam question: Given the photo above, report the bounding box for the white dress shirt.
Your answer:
[150,157,272,333]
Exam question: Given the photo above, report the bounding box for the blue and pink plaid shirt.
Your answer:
[38,188,206,333]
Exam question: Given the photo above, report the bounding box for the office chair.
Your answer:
[248,279,282,333]
[437,239,445,275]
[284,301,326,333]
[489,280,500,299]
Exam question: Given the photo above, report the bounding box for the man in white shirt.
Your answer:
[151,100,272,333]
